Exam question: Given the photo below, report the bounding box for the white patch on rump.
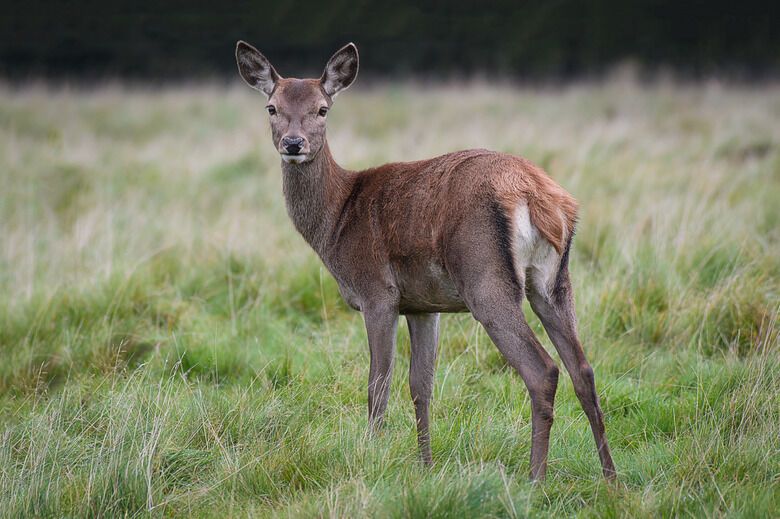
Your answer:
[511,204,562,299]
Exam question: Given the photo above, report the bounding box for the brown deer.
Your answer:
[235,41,616,481]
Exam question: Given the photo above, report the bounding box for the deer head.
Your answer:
[236,41,359,164]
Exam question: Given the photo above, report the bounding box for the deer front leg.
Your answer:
[407,313,440,465]
[363,304,399,432]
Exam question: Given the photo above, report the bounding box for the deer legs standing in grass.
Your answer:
[407,313,439,465]
[361,307,440,467]
[236,40,616,480]
[527,267,617,479]
[364,305,398,432]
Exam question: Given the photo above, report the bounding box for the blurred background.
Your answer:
[2,0,779,80]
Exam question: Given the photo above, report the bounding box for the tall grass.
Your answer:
[0,79,778,517]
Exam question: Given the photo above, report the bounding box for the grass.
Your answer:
[0,78,778,517]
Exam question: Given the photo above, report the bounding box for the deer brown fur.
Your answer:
[236,40,616,481]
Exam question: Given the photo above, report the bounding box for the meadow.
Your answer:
[0,78,778,517]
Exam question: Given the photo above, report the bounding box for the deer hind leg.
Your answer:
[449,271,557,477]
[447,207,559,480]
[407,313,440,465]
[527,248,617,480]
[452,262,558,480]
[468,286,559,481]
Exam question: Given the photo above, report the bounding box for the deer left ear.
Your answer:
[321,43,359,98]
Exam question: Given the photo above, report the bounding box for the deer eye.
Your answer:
[266,105,277,116]
[318,107,329,117]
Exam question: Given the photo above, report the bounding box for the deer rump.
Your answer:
[342,149,579,314]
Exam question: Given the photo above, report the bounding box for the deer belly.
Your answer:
[396,261,467,313]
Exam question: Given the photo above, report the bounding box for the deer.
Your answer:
[235,40,616,481]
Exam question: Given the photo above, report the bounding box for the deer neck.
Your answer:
[281,141,352,254]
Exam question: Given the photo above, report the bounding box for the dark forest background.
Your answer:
[1,0,778,80]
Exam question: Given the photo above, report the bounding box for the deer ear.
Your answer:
[236,41,280,97]
[321,43,359,98]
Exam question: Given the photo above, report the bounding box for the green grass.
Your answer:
[0,79,778,517]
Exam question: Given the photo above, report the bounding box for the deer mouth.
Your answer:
[281,153,308,164]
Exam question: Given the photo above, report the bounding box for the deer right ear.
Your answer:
[236,41,280,97]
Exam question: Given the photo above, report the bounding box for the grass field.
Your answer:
[0,79,778,517]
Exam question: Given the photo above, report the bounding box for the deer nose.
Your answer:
[282,136,305,155]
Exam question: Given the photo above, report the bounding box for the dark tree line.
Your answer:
[1,0,778,79]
